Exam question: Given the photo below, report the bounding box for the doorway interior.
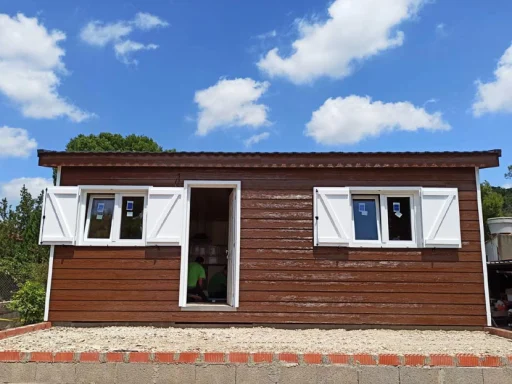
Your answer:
[179,182,240,309]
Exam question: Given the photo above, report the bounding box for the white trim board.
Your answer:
[475,167,492,326]
[43,166,60,321]
[178,180,241,309]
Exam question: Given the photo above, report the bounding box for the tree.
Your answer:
[65,133,173,152]
[505,165,512,180]
[0,187,48,288]
[54,133,175,183]
[481,181,504,238]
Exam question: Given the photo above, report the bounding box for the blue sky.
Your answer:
[1,0,511,201]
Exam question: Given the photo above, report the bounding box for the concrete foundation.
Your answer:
[0,363,511,384]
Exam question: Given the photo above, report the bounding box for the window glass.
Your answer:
[120,196,145,239]
[87,196,115,239]
[352,197,379,240]
[387,197,412,241]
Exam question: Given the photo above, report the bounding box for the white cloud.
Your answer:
[0,126,37,158]
[0,13,93,122]
[244,132,270,147]
[194,78,271,136]
[257,0,426,84]
[435,23,447,37]
[79,21,132,47]
[305,95,450,145]
[472,43,512,116]
[114,40,158,65]
[1,177,53,201]
[503,183,512,189]
[80,12,168,65]
[133,12,169,30]
[256,30,277,40]
[423,98,439,107]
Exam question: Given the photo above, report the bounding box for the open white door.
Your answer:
[226,189,239,307]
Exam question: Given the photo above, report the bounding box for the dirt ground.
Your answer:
[0,326,511,355]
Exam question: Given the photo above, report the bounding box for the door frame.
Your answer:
[179,180,241,309]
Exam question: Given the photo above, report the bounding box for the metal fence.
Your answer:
[0,273,17,302]
[0,273,19,329]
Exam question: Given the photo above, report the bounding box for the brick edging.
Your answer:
[0,322,51,341]
[0,351,509,367]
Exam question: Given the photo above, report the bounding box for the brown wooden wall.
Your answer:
[49,166,486,326]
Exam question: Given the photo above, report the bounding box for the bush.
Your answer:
[7,281,45,325]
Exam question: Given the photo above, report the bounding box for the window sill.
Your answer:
[349,242,419,249]
[78,241,146,247]
[181,304,237,312]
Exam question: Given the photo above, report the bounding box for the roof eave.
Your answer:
[37,149,501,169]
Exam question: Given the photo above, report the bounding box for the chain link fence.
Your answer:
[0,273,20,329]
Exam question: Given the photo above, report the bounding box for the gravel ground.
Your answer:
[0,327,511,355]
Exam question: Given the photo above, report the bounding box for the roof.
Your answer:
[37,149,501,169]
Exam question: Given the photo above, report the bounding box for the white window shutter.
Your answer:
[39,187,80,245]
[314,187,352,246]
[421,188,461,248]
[146,187,184,245]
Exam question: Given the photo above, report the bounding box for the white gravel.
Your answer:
[0,327,511,355]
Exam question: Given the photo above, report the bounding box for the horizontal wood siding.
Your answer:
[49,167,486,326]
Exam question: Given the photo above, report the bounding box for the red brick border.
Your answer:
[128,352,150,363]
[0,350,508,367]
[353,354,376,365]
[379,354,401,366]
[228,352,249,363]
[303,353,322,364]
[106,352,124,363]
[80,352,100,363]
[154,352,174,363]
[0,322,51,341]
[53,352,74,363]
[204,352,225,363]
[430,354,455,366]
[278,353,298,364]
[252,352,273,363]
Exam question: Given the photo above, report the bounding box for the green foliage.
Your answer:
[53,133,175,183]
[0,187,49,286]
[481,181,504,238]
[6,281,46,325]
[492,186,512,217]
[505,165,512,180]
[65,133,173,152]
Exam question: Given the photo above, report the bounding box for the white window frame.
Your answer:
[83,193,117,245]
[351,195,382,246]
[348,188,421,248]
[179,180,241,311]
[380,193,419,248]
[77,186,150,247]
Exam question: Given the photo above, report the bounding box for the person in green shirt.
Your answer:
[187,256,207,302]
[208,267,227,299]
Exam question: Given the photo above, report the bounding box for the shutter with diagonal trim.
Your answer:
[146,187,184,245]
[39,187,80,245]
[313,187,352,246]
[421,188,462,248]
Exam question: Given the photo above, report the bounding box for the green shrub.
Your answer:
[7,281,45,325]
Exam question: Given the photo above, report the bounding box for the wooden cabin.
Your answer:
[37,149,500,327]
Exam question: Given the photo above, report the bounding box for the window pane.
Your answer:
[387,197,412,241]
[87,196,115,239]
[120,196,145,240]
[352,198,379,240]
